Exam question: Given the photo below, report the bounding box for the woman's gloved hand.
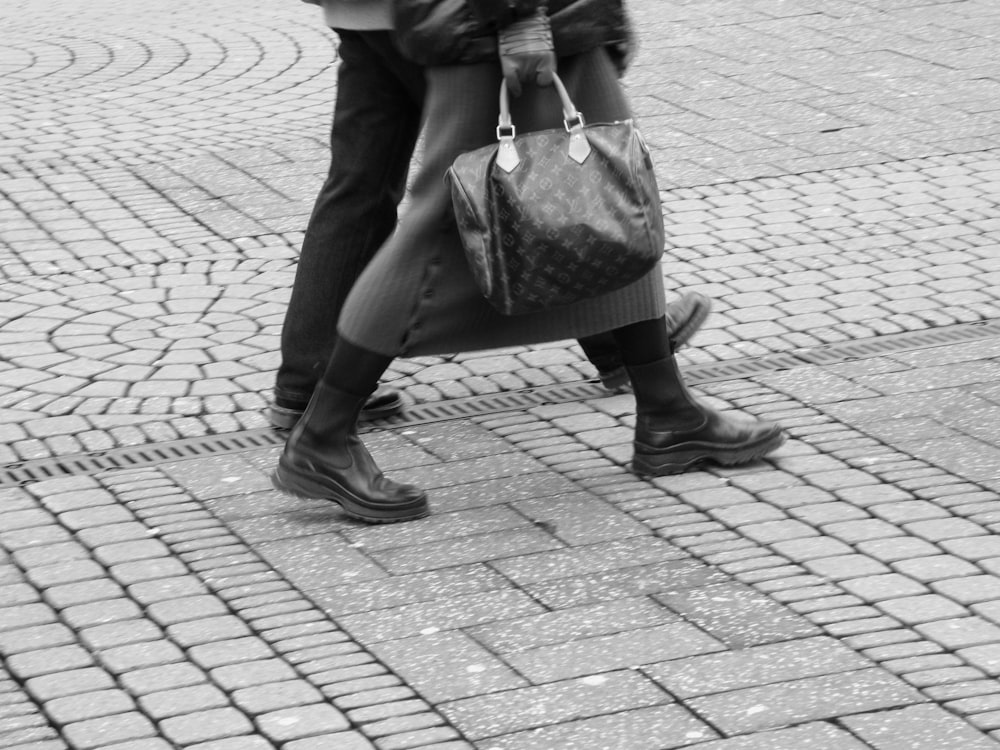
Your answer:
[498,10,556,96]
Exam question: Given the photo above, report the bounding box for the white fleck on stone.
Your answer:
[221,476,240,483]
[746,705,767,715]
[466,664,487,673]
[580,675,607,686]
[420,627,440,635]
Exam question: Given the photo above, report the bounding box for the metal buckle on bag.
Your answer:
[496,124,520,172]
[564,112,591,164]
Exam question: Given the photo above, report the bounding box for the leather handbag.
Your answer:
[447,74,665,316]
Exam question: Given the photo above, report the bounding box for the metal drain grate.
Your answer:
[3,319,999,487]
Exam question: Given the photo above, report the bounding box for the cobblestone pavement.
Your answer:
[3,0,1000,748]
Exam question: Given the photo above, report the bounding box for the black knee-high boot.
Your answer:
[612,318,785,476]
[271,341,428,523]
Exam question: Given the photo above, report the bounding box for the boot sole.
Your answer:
[632,428,786,476]
[271,462,429,524]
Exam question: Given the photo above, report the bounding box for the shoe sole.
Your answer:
[269,393,405,431]
[669,293,711,351]
[631,427,786,476]
[271,462,429,524]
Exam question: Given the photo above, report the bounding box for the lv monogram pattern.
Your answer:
[447,119,665,316]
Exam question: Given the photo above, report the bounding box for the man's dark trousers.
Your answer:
[274,30,426,409]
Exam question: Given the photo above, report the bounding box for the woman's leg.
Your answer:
[611,318,785,475]
[272,337,428,524]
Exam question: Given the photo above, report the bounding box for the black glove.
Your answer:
[498,10,556,97]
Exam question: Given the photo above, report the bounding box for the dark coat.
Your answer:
[392,0,629,68]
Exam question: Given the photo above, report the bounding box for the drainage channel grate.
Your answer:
[3,319,998,487]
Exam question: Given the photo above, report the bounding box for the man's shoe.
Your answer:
[597,292,712,393]
[269,387,403,430]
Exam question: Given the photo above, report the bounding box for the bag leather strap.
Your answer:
[496,73,592,172]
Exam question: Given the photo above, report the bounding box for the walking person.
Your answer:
[271,0,710,429]
[272,0,785,524]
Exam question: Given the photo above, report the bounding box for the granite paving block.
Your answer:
[655,581,820,647]
[369,631,527,702]
[685,721,871,750]
[433,472,582,513]
[526,558,728,609]
[256,704,350,742]
[138,683,231,719]
[688,668,924,735]
[394,453,547,490]
[255,533,388,589]
[337,588,544,643]
[368,528,563,574]
[504,622,725,684]
[63,712,157,749]
[647,637,873,698]
[467,597,674,654]
[309,564,508,616]
[512,492,651,545]
[490,537,686,585]
[158,707,254,745]
[439,670,670,739]
[842,703,1000,749]
[479,704,716,750]
[340,505,532,551]
[160,455,273,498]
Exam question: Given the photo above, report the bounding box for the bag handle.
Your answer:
[495,73,592,172]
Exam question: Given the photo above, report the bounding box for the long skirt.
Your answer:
[337,47,666,357]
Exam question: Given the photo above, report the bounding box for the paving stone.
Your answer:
[655,581,819,647]
[210,659,299,691]
[185,739,275,750]
[98,640,185,674]
[63,712,157,749]
[44,689,136,724]
[256,704,351,742]
[839,574,930,602]
[370,631,527,702]
[138,683,231,719]
[505,622,725,684]
[647,637,871,698]
[440,670,669,739]
[474,704,716,749]
[686,722,872,750]
[842,703,1000,749]
[43,577,128,609]
[187,637,275,669]
[25,668,116,702]
[232,681,324,714]
[159,707,254,745]
[61,598,143,629]
[284,734,374,750]
[0,623,75,654]
[119,663,207,695]
[369,528,563,575]
[876,595,970,625]
[146,595,229,626]
[0,603,56,632]
[80,619,163,650]
[338,588,544,644]
[917,617,1000,650]
[467,597,671,654]
[166,615,252,646]
[688,668,923,735]
[6,645,94,679]
[959,644,1000,677]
